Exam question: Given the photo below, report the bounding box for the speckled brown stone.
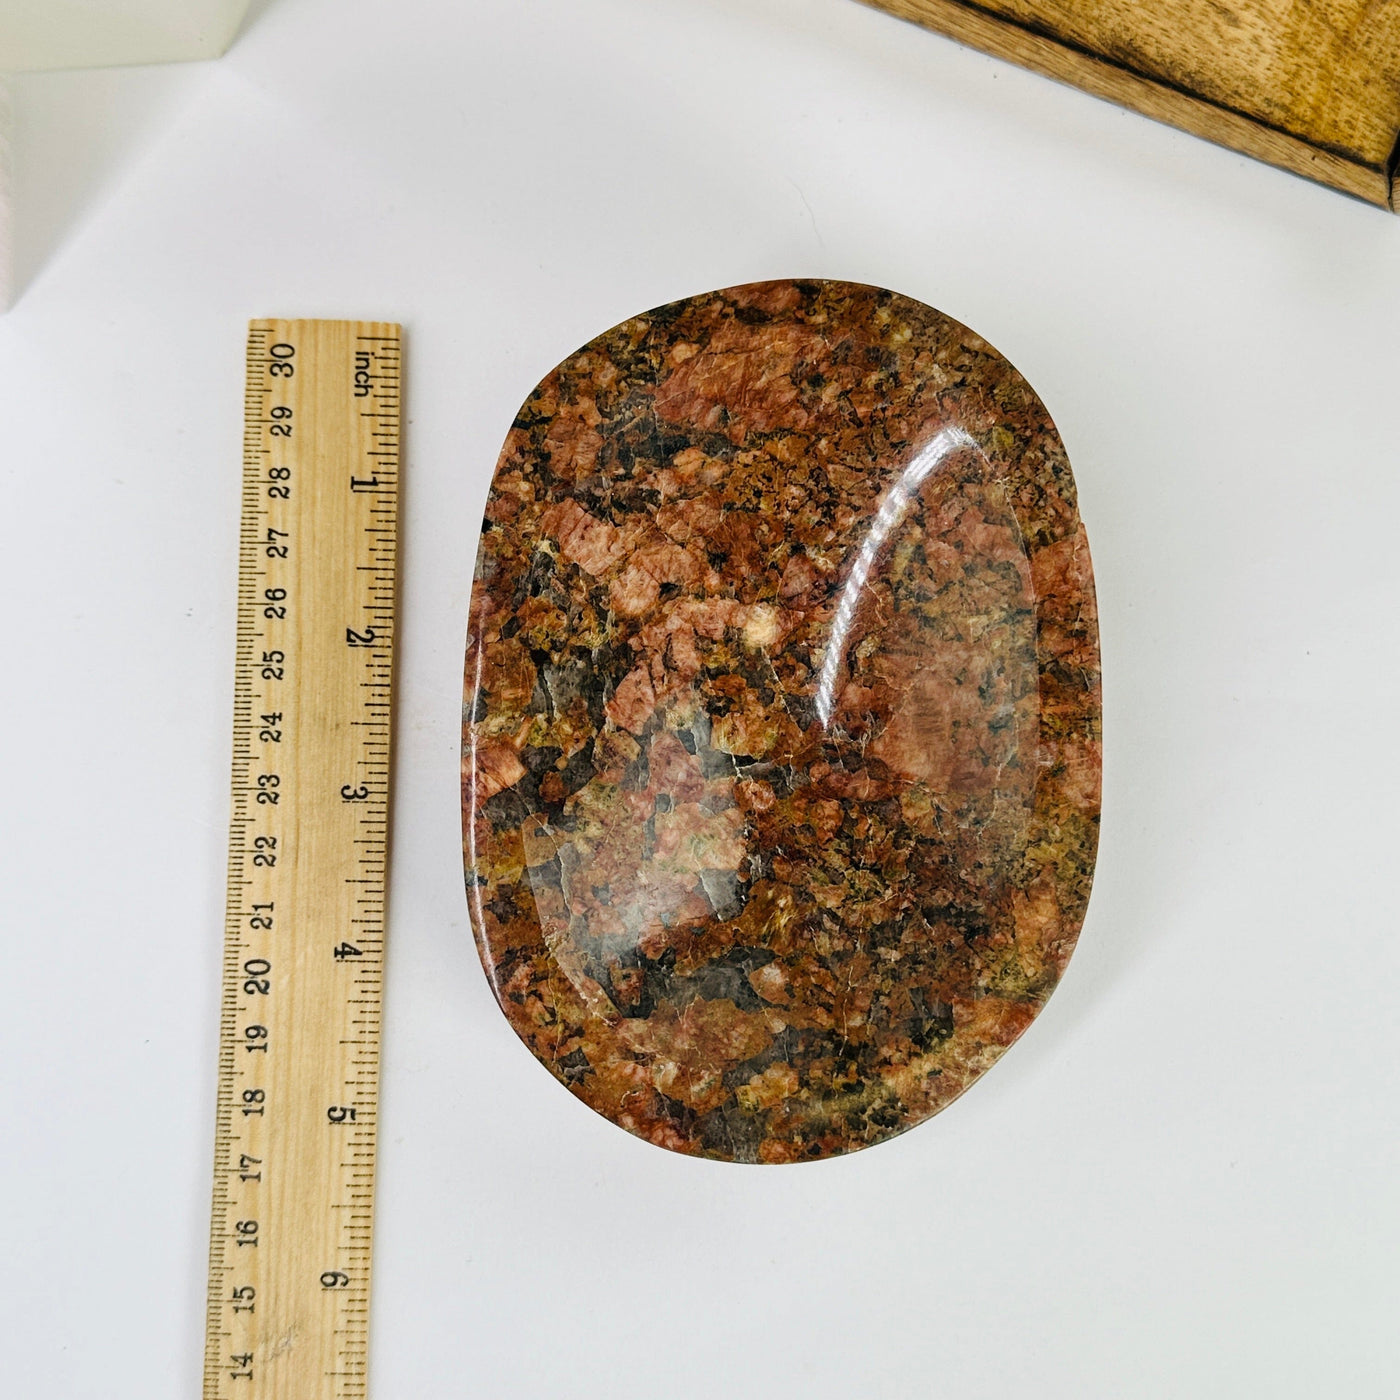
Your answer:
[463,279,1100,1163]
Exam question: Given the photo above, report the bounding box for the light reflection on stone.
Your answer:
[464,280,1100,1162]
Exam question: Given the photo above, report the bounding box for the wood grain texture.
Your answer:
[204,321,400,1400]
[859,0,1400,207]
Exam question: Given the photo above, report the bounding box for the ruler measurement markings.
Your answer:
[206,320,399,1400]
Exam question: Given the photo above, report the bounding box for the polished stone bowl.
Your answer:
[463,279,1100,1162]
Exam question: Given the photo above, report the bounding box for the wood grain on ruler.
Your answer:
[205,320,400,1400]
[858,0,1400,208]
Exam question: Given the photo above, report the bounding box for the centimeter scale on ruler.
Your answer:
[204,320,401,1400]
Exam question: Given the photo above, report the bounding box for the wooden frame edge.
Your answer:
[859,0,1394,210]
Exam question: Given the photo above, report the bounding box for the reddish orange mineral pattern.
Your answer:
[464,280,1100,1162]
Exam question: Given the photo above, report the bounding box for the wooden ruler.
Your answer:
[204,320,401,1400]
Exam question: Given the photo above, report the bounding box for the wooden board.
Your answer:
[857,0,1400,208]
[204,320,401,1400]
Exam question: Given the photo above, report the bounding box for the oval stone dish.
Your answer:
[463,279,1100,1163]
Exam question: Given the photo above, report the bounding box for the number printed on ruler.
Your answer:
[205,321,400,1400]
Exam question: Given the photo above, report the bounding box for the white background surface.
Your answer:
[3,1,1398,1395]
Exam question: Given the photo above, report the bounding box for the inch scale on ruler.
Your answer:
[204,320,401,1400]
